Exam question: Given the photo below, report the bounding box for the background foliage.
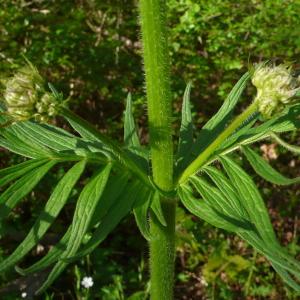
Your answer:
[0,0,300,299]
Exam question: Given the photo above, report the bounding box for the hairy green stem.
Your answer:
[150,199,176,300]
[139,0,173,191]
[179,101,258,184]
[139,1,175,299]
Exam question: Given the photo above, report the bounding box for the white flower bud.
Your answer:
[2,63,61,123]
[252,63,300,119]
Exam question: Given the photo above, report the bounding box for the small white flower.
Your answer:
[21,292,27,298]
[81,276,94,289]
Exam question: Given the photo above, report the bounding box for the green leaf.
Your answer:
[271,133,300,155]
[61,108,149,178]
[222,101,300,156]
[0,158,48,187]
[93,172,129,221]
[0,134,51,158]
[133,188,153,240]
[0,160,86,272]
[219,155,278,245]
[177,82,193,160]
[190,72,250,159]
[242,145,300,185]
[37,163,111,294]
[65,180,143,261]
[17,173,129,276]
[61,108,107,144]
[12,121,79,152]
[204,166,247,218]
[179,178,300,290]
[271,263,300,291]
[16,227,71,275]
[189,176,252,230]
[212,104,300,161]
[237,230,300,290]
[150,191,167,227]
[0,160,56,220]
[124,93,141,149]
[178,185,239,232]
[2,126,53,154]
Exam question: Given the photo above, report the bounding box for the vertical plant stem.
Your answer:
[139,1,175,299]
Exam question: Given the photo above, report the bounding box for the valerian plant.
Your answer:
[1,1,300,299]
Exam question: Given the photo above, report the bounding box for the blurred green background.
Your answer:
[0,0,300,299]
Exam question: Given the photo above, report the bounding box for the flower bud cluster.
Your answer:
[252,63,300,119]
[2,64,60,122]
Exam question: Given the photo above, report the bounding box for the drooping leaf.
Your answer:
[242,145,300,185]
[0,160,56,220]
[0,160,86,272]
[217,154,300,276]
[37,163,111,294]
[237,230,300,291]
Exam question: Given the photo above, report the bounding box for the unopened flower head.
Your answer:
[252,63,300,119]
[2,63,60,123]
